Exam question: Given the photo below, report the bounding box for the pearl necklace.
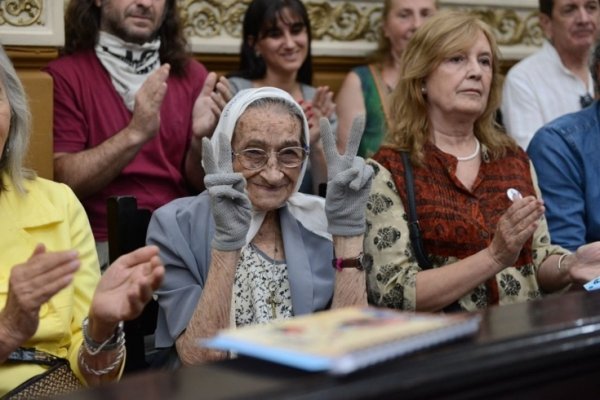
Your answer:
[456,139,481,162]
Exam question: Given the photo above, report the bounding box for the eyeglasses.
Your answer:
[580,94,594,109]
[232,146,309,170]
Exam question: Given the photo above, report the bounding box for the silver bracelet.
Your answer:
[79,344,126,376]
[557,253,569,273]
[82,317,124,355]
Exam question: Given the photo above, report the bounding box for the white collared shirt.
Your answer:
[501,40,594,149]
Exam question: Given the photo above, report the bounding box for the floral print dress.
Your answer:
[364,144,567,312]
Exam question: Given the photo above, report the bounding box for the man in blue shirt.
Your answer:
[528,38,600,251]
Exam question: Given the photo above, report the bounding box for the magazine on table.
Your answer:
[201,306,481,375]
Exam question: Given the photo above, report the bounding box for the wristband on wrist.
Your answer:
[332,252,365,271]
[82,317,125,356]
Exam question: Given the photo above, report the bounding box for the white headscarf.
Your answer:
[204,87,331,242]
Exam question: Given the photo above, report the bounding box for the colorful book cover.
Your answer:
[201,306,481,375]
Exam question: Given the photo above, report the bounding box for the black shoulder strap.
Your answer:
[401,152,433,269]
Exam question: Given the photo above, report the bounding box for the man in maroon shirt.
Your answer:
[45,0,230,268]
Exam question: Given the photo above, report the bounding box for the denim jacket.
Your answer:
[528,101,600,251]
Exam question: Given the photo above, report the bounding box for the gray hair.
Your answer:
[241,97,307,147]
[0,44,35,194]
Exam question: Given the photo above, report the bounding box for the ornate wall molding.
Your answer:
[0,0,43,27]
[182,0,540,60]
[0,0,64,47]
[2,0,541,61]
[448,1,543,60]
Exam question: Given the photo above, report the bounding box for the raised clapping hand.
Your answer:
[128,64,170,144]
[0,245,164,352]
[88,246,164,339]
[312,86,336,121]
[202,136,252,251]
[0,245,80,348]
[300,86,335,147]
[320,115,374,236]
[488,196,545,268]
[192,72,232,141]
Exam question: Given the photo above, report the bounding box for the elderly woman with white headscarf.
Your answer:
[147,87,373,366]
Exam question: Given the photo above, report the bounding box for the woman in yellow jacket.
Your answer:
[0,45,164,396]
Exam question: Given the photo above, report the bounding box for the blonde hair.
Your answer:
[386,11,515,165]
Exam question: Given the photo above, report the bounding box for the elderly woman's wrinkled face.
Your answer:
[424,31,493,123]
[0,77,10,157]
[232,104,304,211]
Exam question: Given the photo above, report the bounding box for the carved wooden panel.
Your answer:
[3,1,540,60]
[0,0,64,46]
[180,0,540,60]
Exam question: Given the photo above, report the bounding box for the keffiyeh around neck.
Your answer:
[95,31,161,111]
[205,87,332,243]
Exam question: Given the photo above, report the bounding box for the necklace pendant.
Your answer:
[267,282,283,319]
[267,291,281,319]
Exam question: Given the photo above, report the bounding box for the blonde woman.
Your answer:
[364,12,600,313]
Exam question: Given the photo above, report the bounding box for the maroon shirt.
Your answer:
[45,51,207,240]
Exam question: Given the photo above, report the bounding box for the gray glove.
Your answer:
[202,137,252,251]
[321,115,374,236]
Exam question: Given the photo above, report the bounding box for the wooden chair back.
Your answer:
[107,196,158,373]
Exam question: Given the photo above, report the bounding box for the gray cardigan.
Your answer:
[147,192,335,348]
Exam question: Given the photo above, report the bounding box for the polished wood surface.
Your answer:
[6,47,56,180]
[64,290,600,400]
[17,69,54,180]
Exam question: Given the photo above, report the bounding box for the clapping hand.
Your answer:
[320,115,373,236]
[202,136,252,251]
[312,86,336,119]
[488,196,545,268]
[567,242,600,284]
[0,245,79,348]
[89,246,164,336]
[192,72,231,141]
[300,86,335,147]
[129,64,170,144]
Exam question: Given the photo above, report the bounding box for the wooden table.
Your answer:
[65,290,600,400]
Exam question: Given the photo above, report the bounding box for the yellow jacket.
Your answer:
[0,175,100,394]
